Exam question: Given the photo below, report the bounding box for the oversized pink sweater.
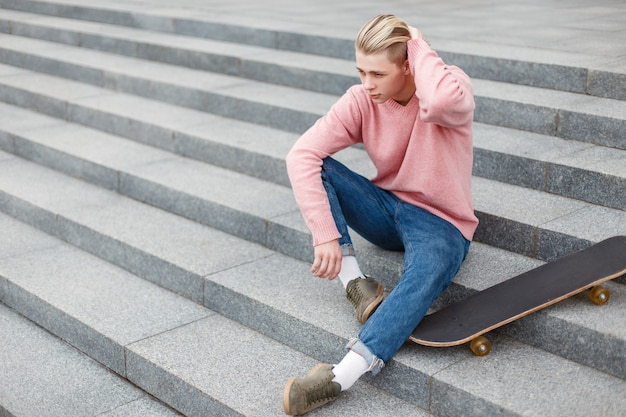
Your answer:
[286,38,479,245]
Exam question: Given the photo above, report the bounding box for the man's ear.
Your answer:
[404,59,411,75]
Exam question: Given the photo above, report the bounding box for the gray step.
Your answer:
[472,78,626,149]
[0,163,625,417]
[0,142,293,303]
[0,140,624,381]
[472,123,626,211]
[0,9,359,96]
[1,0,624,101]
[0,13,625,149]
[0,68,624,259]
[0,214,431,417]
[0,36,626,208]
[0,302,183,417]
[0,35,623,209]
[1,2,625,417]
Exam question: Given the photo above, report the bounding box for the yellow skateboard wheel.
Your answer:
[470,336,491,356]
[589,286,610,305]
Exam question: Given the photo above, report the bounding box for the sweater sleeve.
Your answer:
[286,88,363,246]
[408,38,475,127]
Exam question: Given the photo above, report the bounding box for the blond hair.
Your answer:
[355,14,411,66]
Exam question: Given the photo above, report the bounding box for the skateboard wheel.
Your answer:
[589,286,610,305]
[470,336,491,356]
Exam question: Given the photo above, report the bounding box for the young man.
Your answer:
[283,14,478,415]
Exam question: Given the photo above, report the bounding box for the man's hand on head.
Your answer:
[408,26,429,45]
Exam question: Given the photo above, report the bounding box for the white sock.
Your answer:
[338,255,364,288]
[332,350,369,391]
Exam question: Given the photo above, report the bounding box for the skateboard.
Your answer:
[410,235,626,356]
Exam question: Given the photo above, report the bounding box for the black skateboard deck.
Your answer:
[410,235,626,356]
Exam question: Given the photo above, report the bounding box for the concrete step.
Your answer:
[0,10,359,96]
[472,123,626,211]
[1,1,625,416]
[0,126,624,381]
[0,67,624,259]
[1,173,625,417]
[0,12,625,149]
[0,302,183,417]
[1,36,621,211]
[0,214,431,417]
[1,0,624,101]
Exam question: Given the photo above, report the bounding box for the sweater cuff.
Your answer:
[310,214,342,246]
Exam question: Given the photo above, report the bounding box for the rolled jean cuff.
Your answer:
[340,244,355,257]
[345,338,385,375]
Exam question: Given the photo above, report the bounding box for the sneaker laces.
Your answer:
[346,279,367,308]
[305,379,337,406]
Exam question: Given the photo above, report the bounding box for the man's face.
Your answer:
[356,50,410,105]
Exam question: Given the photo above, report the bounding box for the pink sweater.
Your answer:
[286,38,479,245]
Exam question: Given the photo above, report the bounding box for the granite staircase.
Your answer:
[0,1,625,416]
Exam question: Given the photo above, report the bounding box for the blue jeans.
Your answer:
[321,157,470,374]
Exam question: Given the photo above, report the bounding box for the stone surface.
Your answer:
[432,338,626,417]
[126,315,431,417]
[504,281,626,380]
[0,302,177,417]
[0,213,212,374]
[0,1,624,416]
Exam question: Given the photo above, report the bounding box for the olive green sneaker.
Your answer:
[346,276,384,323]
[283,363,341,416]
